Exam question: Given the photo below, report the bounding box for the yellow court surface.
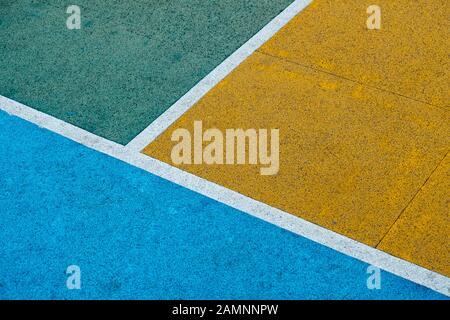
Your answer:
[144,0,450,276]
[378,153,449,277]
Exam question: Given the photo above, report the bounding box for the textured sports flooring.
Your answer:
[0,0,449,299]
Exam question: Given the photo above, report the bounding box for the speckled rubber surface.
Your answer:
[0,0,448,299]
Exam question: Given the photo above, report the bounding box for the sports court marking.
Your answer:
[125,0,313,151]
[1,95,448,297]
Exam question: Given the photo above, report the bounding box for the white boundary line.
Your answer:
[1,95,449,297]
[125,0,313,151]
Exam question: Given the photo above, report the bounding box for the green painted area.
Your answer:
[0,0,293,144]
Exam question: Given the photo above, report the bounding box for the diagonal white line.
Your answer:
[125,0,313,151]
[1,95,449,297]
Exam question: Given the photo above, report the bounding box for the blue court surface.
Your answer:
[0,111,445,300]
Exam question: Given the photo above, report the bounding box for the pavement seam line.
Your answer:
[375,150,450,248]
[257,50,449,112]
[1,95,449,297]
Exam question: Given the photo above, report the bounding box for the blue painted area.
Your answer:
[0,111,446,300]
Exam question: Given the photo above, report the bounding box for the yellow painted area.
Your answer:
[144,0,450,275]
[378,153,450,276]
[144,52,450,251]
[260,0,450,108]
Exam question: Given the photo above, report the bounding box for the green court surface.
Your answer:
[0,0,293,144]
